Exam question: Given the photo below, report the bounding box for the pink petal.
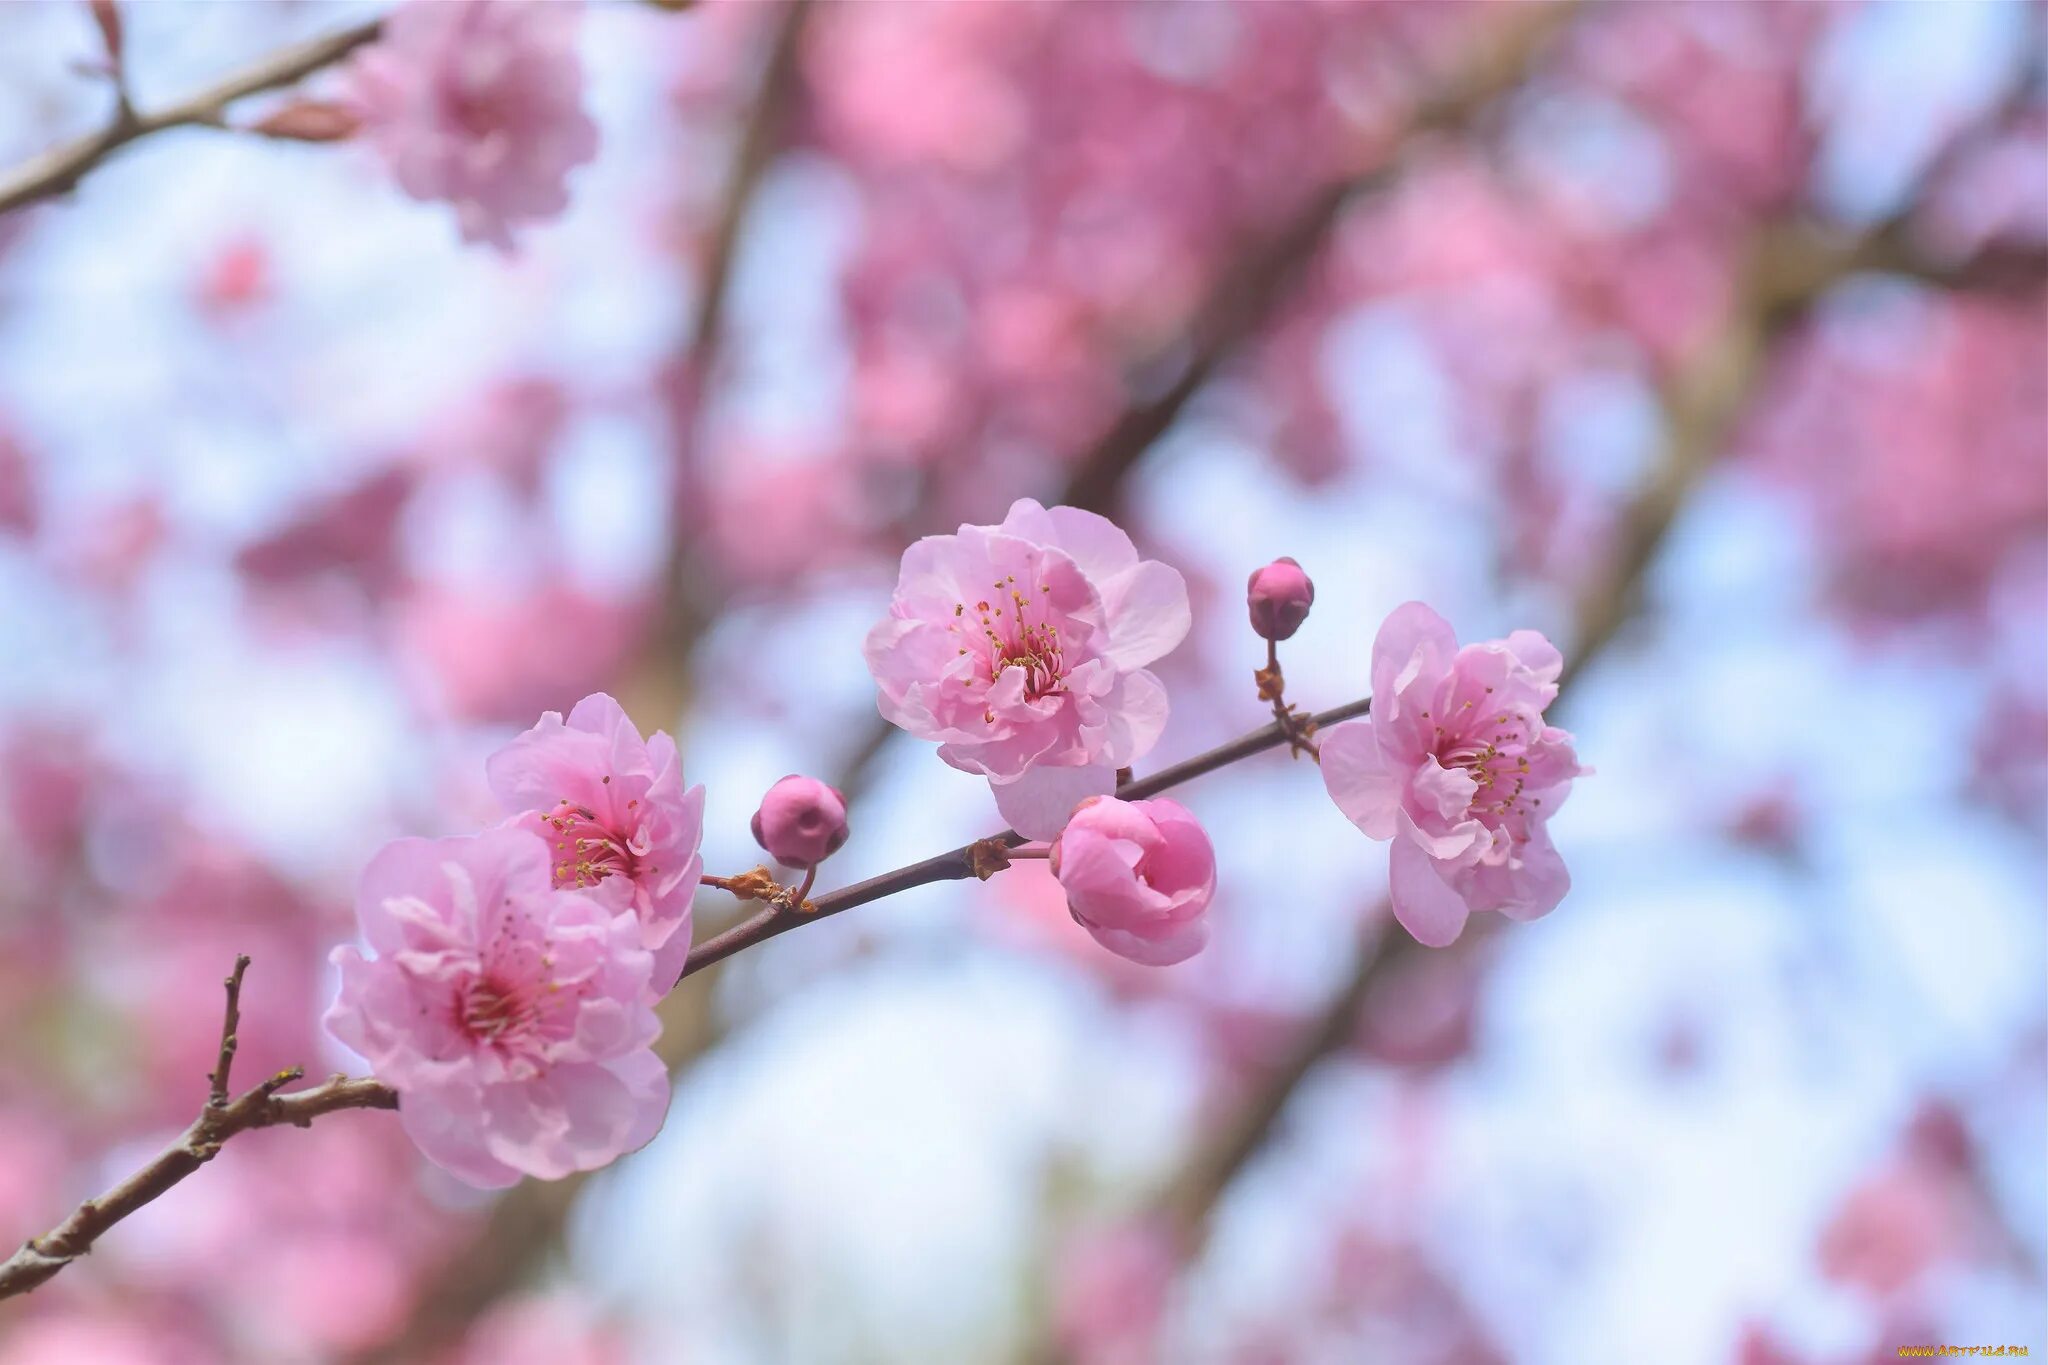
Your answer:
[1320,720,1401,840]
[1371,600,1456,724]
[1097,560,1191,670]
[1388,837,1472,947]
[993,763,1117,840]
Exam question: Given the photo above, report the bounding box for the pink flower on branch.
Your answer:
[324,829,669,1188]
[1050,796,1215,966]
[864,499,1190,839]
[1321,602,1584,947]
[487,693,705,992]
[349,0,599,251]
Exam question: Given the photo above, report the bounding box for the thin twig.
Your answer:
[0,959,396,1302]
[0,18,385,218]
[207,952,252,1108]
[677,695,1374,982]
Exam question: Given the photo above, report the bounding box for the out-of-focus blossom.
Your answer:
[1049,795,1214,966]
[395,580,648,725]
[1052,1218,1177,1365]
[425,377,570,499]
[0,1314,205,1365]
[325,828,669,1188]
[236,465,416,599]
[113,1120,453,1356]
[1752,293,2047,629]
[1321,602,1583,946]
[487,692,705,991]
[192,235,273,319]
[447,1292,632,1365]
[864,499,1189,838]
[61,496,166,595]
[350,0,599,251]
[750,774,850,868]
[0,432,35,537]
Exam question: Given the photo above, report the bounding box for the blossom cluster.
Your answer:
[325,695,702,1186]
[328,498,1582,1187]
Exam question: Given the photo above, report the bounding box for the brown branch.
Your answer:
[0,17,385,218]
[207,952,252,1108]
[0,958,396,1302]
[676,694,1375,981]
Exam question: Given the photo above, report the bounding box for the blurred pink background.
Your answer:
[0,1,2040,1361]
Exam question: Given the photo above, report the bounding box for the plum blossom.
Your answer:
[864,499,1189,838]
[324,828,669,1188]
[1049,796,1215,966]
[487,693,705,991]
[349,0,599,251]
[1321,602,1584,947]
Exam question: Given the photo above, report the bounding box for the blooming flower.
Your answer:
[324,828,669,1188]
[349,0,599,251]
[486,693,705,992]
[1049,796,1214,965]
[1321,602,1584,946]
[863,499,1190,839]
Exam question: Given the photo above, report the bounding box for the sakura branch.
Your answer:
[0,955,396,1302]
[0,16,382,217]
[679,689,1378,980]
[1,2,692,249]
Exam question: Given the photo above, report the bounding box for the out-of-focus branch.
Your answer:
[0,957,396,1301]
[629,0,816,722]
[1063,0,1582,517]
[0,17,384,218]
[1139,210,2046,1270]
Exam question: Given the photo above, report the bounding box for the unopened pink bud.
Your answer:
[750,775,849,867]
[1246,557,1314,641]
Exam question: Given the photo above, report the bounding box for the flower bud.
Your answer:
[1246,556,1314,641]
[1049,796,1213,966]
[750,775,849,867]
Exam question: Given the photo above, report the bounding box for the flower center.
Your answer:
[544,800,634,889]
[1436,709,1534,823]
[457,973,538,1046]
[954,576,1068,711]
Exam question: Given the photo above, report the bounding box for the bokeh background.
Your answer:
[0,1,2042,1361]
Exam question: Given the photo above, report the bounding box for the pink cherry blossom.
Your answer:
[349,0,599,252]
[1049,796,1215,966]
[863,499,1189,838]
[324,827,669,1188]
[486,693,705,992]
[1320,602,1583,947]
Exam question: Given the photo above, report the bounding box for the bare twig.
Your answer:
[0,18,385,218]
[207,952,252,1108]
[677,695,1375,981]
[0,958,396,1302]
